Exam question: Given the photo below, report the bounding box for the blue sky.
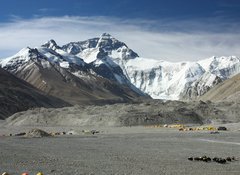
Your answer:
[1,0,240,22]
[0,0,240,61]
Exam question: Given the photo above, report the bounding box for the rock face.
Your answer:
[200,73,240,102]
[0,67,69,119]
[26,128,51,138]
[180,72,222,100]
[1,33,240,101]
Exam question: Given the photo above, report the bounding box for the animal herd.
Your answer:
[188,155,236,164]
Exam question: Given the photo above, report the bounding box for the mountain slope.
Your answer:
[180,72,222,100]
[200,73,240,102]
[125,58,206,99]
[0,46,147,105]
[0,67,69,119]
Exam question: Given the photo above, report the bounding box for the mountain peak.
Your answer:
[100,33,113,38]
[96,33,124,50]
[42,39,60,50]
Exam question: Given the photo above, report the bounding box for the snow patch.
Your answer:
[0,47,31,68]
[78,48,99,63]
[59,61,69,68]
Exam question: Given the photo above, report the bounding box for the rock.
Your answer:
[82,130,92,134]
[52,132,61,136]
[67,130,78,135]
[25,129,51,138]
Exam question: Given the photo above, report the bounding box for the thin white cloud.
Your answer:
[38,8,55,13]
[0,16,240,61]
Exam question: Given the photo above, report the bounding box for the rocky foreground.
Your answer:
[0,125,240,175]
[1,99,240,175]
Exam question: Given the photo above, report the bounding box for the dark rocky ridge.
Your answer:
[0,67,69,119]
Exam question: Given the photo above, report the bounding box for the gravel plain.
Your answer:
[0,125,240,175]
[1,100,240,175]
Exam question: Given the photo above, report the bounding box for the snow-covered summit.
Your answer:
[1,34,240,101]
[42,39,61,50]
[62,33,139,62]
[1,42,86,72]
[0,47,32,70]
[100,32,113,38]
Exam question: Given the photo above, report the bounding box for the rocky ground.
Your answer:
[4,100,240,127]
[0,125,240,175]
[1,100,240,174]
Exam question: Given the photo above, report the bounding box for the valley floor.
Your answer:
[0,125,240,175]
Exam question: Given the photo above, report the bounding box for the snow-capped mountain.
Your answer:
[0,41,149,105]
[124,56,240,100]
[42,37,140,92]
[61,33,240,100]
[62,33,138,78]
[62,33,138,61]
[124,58,206,99]
[1,33,240,101]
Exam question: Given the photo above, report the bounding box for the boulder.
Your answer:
[25,129,51,138]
